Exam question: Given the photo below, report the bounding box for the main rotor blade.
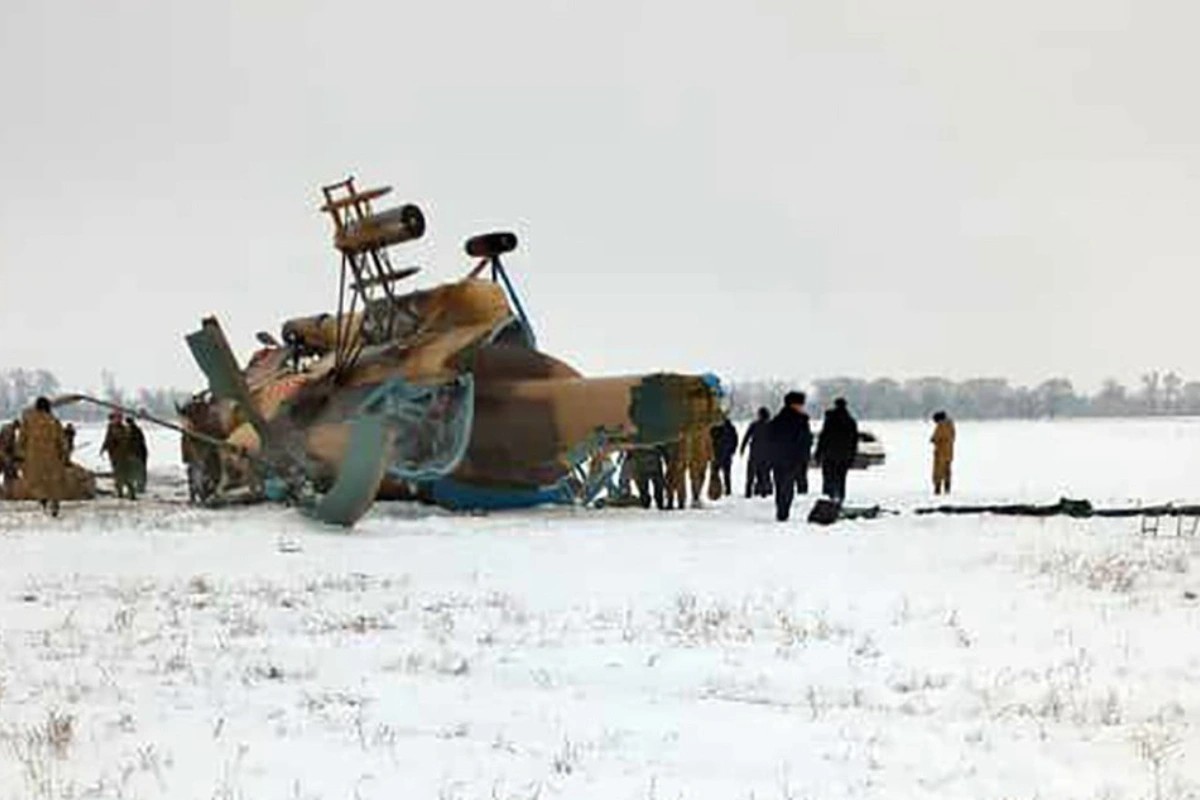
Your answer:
[184,316,271,442]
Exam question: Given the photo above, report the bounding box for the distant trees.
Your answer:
[1142,372,1161,414]
[1093,379,1128,417]
[1034,378,1077,419]
[6,366,1200,425]
[728,373,1200,421]
[0,368,189,423]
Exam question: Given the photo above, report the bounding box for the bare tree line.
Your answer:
[729,372,1200,421]
[4,367,1196,426]
[0,368,190,423]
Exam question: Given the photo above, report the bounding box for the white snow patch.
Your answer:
[2,418,1200,798]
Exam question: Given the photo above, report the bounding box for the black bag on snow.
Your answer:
[807,498,841,525]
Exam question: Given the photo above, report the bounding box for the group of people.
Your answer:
[614,393,959,523]
[612,394,863,519]
[740,393,862,521]
[0,401,150,515]
[0,390,955,519]
[616,422,729,511]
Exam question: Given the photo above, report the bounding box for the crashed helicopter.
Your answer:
[69,177,727,526]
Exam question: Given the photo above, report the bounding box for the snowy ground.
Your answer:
[4,418,1200,799]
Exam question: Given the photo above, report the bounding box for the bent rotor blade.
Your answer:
[311,414,391,527]
[185,317,270,439]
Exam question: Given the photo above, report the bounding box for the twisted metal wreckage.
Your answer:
[55,177,727,527]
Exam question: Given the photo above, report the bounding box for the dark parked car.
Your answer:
[809,429,886,470]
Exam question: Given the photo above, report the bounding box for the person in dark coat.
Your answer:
[660,440,684,510]
[101,412,137,499]
[0,419,20,494]
[630,447,666,510]
[814,397,858,503]
[739,407,773,498]
[62,423,76,462]
[708,416,738,499]
[793,437,811,497]
[766,391,813,522]
[127,417,149,494]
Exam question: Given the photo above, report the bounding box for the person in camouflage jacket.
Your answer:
[17,398,68,515]
[101,413,139,499]
[682,425,713,507]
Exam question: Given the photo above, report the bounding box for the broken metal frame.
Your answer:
[184,313,484,525]
[490,252,536,349]
[359,373,476,483]
[319,177,424,379]
[466,252,537,349]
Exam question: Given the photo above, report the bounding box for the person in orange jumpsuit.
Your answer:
[930,410,956,495]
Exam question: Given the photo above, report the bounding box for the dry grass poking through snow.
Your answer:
[6,495,1200,797]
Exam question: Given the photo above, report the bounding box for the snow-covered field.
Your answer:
[5,418,1200,799]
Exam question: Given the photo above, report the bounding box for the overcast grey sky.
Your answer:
[3,0,1198,395]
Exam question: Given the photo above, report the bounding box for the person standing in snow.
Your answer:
[0,419,21,495]
[62,423,76,462]
[17,397,68,516]
[766,391,813,522]
[930,410,956,495]
[740,407,773,498]
[631,447,666,510]
[127,416,149,494]
[709,416,738,499]
[661,439,684,510]
[814,397,858,503]
[101,412,137,499]
[614,451,636,500]
[681,425,713,508]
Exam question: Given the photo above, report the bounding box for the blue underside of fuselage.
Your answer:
[424,477,574,511]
